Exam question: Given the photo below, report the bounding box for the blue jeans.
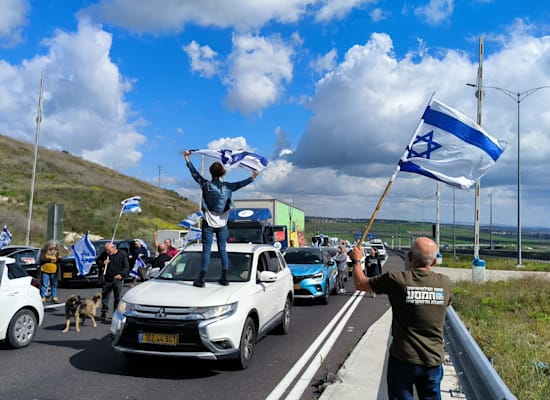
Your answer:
[387,356,443,400]
[201,223,229,272]
[40,272,57,299]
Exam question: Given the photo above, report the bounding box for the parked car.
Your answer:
[283,246,338,304]
[111,243,293,369]
[0,246,42,278]
[0,256,44,348]
[58,239,153,286]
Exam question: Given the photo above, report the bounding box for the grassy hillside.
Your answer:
[0,135,198,247]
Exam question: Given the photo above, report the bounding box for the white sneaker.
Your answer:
[371,292,376,298]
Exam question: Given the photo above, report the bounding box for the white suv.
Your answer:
[111,243,294,369]
[0,257,44,348]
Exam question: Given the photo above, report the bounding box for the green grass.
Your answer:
[452,277,550,400]
[439,253,550,272]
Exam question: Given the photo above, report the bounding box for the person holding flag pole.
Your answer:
[349,93,506,399]
[99,196,139,321]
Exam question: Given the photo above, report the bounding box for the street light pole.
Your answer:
[467,83,550,267]
[488,192,493,250]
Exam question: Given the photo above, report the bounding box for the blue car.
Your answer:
[283,247,338,304]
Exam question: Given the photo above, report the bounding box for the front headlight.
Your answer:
[312,272,324,280]
[117,300,136,315]
[191,302,238,320]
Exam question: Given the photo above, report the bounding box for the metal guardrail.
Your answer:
[445,306,517,400]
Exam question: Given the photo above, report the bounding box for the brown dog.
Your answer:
[62,293,102,332]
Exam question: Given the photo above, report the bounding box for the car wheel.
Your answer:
[6,309,37,348]
[275,297,292,335]
[319,281,329,305]
[235,317,256,369]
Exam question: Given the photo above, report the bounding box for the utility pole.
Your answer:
[157,164,163,188]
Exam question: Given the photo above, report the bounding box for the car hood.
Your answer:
[122,278,248,307]
[287,264,324,276]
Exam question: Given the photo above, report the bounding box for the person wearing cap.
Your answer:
[184,150,259,287]
[349,236,452,400]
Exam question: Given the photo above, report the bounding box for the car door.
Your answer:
[254,249,286,328]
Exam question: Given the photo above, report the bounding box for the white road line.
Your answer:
[284,291,366,400]
[265,291,365,400]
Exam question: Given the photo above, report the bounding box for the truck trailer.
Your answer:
[233,199,305,247]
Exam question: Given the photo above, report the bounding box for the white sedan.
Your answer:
[111,243,294,369]
[0,256,44,348]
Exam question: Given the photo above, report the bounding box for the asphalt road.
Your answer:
[0,255,402,400]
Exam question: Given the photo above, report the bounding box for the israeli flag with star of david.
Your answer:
[189,149,268,171]
[398,99,507,190]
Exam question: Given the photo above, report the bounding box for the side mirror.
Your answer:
[258,270,277,283]
[150,267,161,279]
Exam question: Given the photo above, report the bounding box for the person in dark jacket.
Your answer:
[184,150,259,287]
[151,243,172,270]
[100,242,129,322]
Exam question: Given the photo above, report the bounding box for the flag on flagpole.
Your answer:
[398,98,507,190]
[179,211,203,228]
[129,256,147,278]
[189,149,268,171]
[72,231,97,276]
[181,226,202,249]
[0,226,12,248]
[121,196,142,214]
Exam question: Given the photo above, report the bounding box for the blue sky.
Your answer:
[2,0,550,230]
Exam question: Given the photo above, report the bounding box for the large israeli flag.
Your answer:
[121,196,142,214]
[190,149,268,171]
[398,99,507,190]
[72,231,97,276]
[0,226,12,248]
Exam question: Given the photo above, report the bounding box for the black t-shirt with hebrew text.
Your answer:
[369,270,452,367]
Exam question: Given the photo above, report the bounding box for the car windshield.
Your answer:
[158,251,253,282]
[284,250,322,264]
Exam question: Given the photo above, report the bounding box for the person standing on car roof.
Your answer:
[39,239,60,304]
[100,242,129,322]
[184,150,259,287]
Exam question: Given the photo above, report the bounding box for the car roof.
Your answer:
[0,246,41,256]
[184,242,279,253]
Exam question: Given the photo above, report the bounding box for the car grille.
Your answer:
[294,288,314,296]
[118,306,207,352]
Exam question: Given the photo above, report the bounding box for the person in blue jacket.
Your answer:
[184,150,259,287]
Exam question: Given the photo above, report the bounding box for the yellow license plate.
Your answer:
[63,272,72,278]
[138,333,179,346]
[293,283,300,290]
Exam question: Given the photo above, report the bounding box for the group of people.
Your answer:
[37,150,452,399]
[38,234,180,322]
[332,244,383,295]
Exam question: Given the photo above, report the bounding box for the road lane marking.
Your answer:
[265,291,365,400]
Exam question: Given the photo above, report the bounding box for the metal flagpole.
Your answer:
[26,71,45,246]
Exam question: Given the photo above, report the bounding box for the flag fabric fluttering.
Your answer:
[398,98,507,190]
[179,211,203,228]
[72,231,97,276]
[129,256,147,278]
[0,226,12,248]
[190,149,268,171]
[180,226,202,249]
[121,196,142,214]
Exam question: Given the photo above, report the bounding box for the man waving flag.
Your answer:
[398,98,507,190]
[0,226,12,248]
